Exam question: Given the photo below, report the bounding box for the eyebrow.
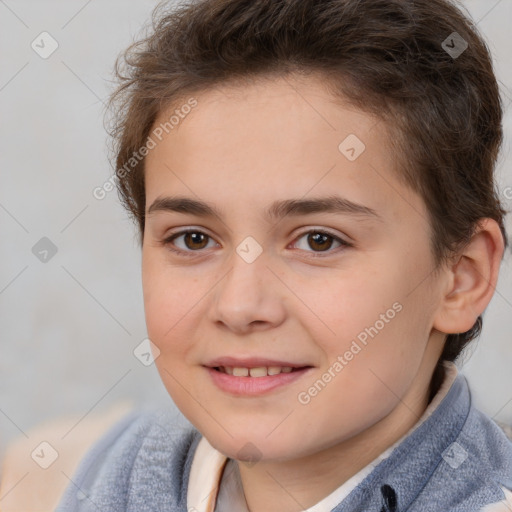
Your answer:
[147,195,383,222]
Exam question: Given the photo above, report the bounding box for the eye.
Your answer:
[291,229,352,256]
[162,229,217,256]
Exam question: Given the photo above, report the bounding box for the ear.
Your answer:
[433,218,505,334]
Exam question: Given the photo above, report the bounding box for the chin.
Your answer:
[200,426,308,463]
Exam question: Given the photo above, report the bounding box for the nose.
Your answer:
[208,245,286,334]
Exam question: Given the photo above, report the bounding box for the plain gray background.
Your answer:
[1,0,511,456]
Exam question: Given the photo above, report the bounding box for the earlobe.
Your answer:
[433,218,505,335]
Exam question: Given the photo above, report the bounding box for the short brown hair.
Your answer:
[105,0,509,401]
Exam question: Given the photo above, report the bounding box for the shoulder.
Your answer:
[411,386,512,512]
[457,406,512,511]
[461,406,512,475]
[56,407,202,511]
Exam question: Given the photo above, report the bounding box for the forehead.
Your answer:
[144,74,426,228]
[150,74,382,155]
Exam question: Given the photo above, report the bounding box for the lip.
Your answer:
[204,358,314,396]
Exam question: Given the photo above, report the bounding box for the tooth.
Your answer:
[224,367,234,375]
[249,367,267,377]
[233,367,249,377]
[281,367,293,373]
[267,366,282,375]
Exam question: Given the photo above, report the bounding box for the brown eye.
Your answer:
[293,230,350,255]
[163,229,217,255]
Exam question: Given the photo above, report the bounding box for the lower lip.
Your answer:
[205,366,313,396]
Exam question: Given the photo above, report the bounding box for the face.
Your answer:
[142,74,447,462]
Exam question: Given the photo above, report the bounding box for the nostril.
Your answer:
[380,484,397,512]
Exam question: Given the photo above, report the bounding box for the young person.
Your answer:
[57,0,512,510]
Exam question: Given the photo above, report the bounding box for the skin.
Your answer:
[141,74,504,512]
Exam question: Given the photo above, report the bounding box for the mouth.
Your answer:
[204,361,314,396]
[211,365,310,377]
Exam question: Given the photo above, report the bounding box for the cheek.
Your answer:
[297,265,402,346]
[304,262,430,380]
[142,256,196,355]
[142,261,204,416]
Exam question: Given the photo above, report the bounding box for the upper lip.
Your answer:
[204,356,312,368]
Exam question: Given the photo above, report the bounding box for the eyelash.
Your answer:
[161,228,353,258]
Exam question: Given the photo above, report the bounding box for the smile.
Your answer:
[206,365,313,395]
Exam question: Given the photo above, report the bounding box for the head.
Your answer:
[105,0,508,461]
